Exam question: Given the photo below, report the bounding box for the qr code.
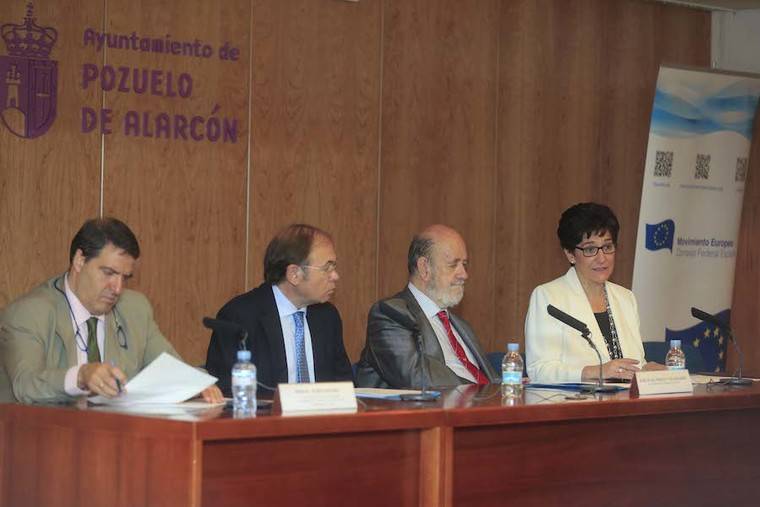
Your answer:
[694,154,710,180]
[654,150,673,177]
[736,157,748,182]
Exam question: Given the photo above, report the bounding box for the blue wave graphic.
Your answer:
[651,81,760,139]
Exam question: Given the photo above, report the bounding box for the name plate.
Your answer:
[275,381,357,415]
[631,369,693,397]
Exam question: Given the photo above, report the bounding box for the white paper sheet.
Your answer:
[89,352,218,405]
[89,401,225,421]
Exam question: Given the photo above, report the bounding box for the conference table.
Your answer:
[1,381,759,507]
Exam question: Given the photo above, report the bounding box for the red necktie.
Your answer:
[436,311,488,385]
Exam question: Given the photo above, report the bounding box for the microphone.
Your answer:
[202,317,276,394]
[547,304,590,336]
[690,307,751,386]
[379,302,439,402]
[690,307,729,332]
[546,305,617,393]
[203,317,249,350]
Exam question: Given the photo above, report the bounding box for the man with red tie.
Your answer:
[355,225,498,389]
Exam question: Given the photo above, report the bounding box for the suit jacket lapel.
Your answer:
[606,286,634,358]
[400,288,446,361]
[103,312,120,366]
[565,268,611,362]
[307,309,325,380]
[52,277,79,368]
[449,313,491,375]
[260,287,289,384]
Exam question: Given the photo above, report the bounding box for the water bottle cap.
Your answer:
[237,350,252,361]
[670,339,681,348]
[507,343,519,352]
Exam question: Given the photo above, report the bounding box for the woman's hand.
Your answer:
[582,358,641,381]
[642,361,667,372]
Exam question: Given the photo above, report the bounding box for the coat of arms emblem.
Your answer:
[0,3,58,139]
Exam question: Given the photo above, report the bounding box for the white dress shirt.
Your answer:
[272,285,316,383]
[62,274,105,395]
[407,282,477,383]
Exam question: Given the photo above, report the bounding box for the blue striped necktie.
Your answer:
[293,311,309,382]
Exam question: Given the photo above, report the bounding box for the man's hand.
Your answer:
[200,385,224,404]
[77,362,127,397]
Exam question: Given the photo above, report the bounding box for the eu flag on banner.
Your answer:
[645,219,675,252]
[665,309,730,372]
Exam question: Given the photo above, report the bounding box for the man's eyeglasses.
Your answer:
[301,261,338,274]
[574,244,616,257]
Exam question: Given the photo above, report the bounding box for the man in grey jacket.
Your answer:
[0,217,222,404]
[355,225,498,389]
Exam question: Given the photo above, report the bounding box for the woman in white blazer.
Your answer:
[525,203,665,384]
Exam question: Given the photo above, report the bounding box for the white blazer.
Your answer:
[525,267,646,383]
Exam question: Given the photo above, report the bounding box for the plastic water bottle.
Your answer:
[232,350,257,415]
[665,340,686,370]
[501,342,524,398]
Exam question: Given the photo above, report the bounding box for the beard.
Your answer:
[429,278,465,308]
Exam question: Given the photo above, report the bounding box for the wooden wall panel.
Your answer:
[379,0,500,350]
[102,0,250,364]
[0,2,103,306]
[248,0,381,358]
[730,113,760,374]
[1,0,729,372]
[496,0,605,350]
[494,0,710,350]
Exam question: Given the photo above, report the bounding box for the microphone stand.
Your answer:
[722,328,752,387]
[579,328,619,394]
[400,327,440,402]
[690,308,752,387]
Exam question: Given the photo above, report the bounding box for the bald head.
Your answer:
[422,224,464,247]
[408,225,469,308]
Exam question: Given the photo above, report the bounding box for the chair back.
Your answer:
[487,350,527,377]
[643,340,704,373]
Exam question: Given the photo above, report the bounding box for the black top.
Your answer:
[594,311,622,360]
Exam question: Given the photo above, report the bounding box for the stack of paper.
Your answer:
[89,353,218,405]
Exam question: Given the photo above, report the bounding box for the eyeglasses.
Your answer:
[301,260,338,274]
[574,243,616,257]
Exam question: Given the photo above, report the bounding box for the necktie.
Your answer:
[86,316,101,363]
[436,310,488,385]
[293,311,310,383]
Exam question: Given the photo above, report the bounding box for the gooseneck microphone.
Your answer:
[379,302,439,402]
[546,305,618,393]
[547,305,590,336]
[202,317,277,393]
[203,317,249,350]
[690,307,751,386]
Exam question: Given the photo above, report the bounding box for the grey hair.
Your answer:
[407,235,435,275]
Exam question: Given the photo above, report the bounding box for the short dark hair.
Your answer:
[407,234,435,275]
[69,217,140,263]
[263,224,332,284]
[557,202,619,252]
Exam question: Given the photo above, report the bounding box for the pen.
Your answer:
[109,360,123,394]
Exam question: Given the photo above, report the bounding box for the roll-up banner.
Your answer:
[632,65,760,372]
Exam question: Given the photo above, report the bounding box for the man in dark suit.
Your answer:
[355,225,498,389]
[206,224,352,395]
